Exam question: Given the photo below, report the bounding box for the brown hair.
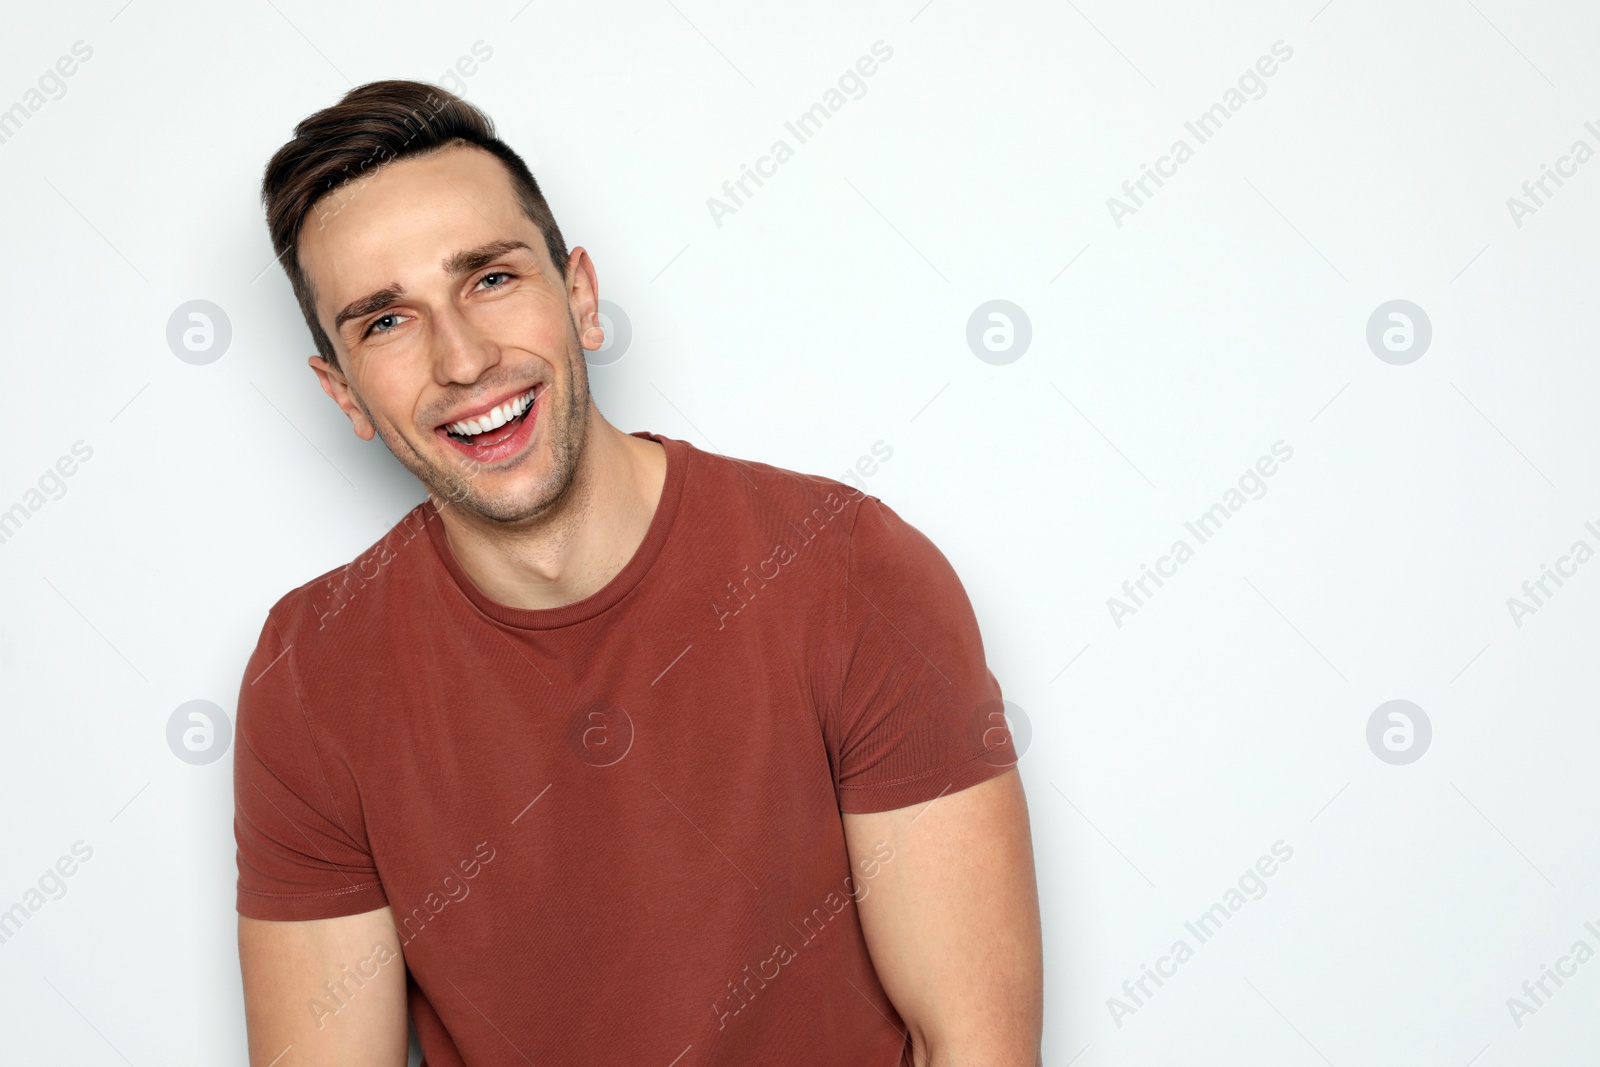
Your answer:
[261,80,569,368]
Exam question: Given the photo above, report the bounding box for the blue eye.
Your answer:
[366,313,402,336]
[480,271,514,288]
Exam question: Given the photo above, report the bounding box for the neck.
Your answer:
[436,419,667,611]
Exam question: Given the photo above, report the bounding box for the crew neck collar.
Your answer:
[425,431,686,630]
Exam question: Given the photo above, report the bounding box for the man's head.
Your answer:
[261,80,606,524]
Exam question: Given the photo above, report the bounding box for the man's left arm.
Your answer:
[843,766,1043,1067]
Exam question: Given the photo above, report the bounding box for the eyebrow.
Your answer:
[331,240,536,333]
[334,285,405,332]
[442,239,533,277]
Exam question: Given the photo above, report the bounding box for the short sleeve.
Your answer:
[233,612,388,920]
[829,496,1017,813]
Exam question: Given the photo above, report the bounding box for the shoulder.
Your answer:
[686,440,865,508]
[677,437,964,582]
[259,501,442,653]
[681,438,874,541]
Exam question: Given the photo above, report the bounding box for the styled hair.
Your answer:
[261,80,569,368]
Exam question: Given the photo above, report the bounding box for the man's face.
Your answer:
[298,142,597,524]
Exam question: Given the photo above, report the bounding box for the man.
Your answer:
[235,79,1042,1067]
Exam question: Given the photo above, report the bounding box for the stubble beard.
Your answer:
[357,313,594,527]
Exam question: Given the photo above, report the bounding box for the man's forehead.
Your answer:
[299,146,535,305]
[318,139,514,217]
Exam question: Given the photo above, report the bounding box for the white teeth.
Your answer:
[446,388,536,437]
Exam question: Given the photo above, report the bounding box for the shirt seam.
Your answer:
[238,881,385,901]
[425,433,686,632]
[831,493,874,749]
[837,743,1001,795]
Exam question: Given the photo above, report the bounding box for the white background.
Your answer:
[1,0,1597,1063]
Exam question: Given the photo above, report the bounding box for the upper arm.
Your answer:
[234,613,404,1062]
[843,768,1043,1067]
[831,496,1013,813]
[234,613,388,921]
[239,906,409,1066]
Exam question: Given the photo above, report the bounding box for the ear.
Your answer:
[309,355,377,441]
[564,246,605,351]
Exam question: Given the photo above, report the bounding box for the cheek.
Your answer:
[349,366,425,434]
[479,291,573,350]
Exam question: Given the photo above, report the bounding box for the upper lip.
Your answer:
[435,384,541,429]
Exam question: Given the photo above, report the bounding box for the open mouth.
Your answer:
[435,384,544,464]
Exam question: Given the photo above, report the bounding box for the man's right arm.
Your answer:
[239,906,409,1066]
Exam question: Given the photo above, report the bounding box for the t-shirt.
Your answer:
[233,430,1017,1066]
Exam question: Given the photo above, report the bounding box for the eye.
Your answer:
[364,312,407,337]
[478,270,516,289]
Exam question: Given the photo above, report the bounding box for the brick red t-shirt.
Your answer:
[233,431,1016,1066]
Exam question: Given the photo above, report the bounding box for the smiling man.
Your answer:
[234,80,1042,1067]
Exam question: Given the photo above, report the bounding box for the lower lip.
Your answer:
[436,388,543,465]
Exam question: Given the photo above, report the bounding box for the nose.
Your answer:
[432,301,499,386]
